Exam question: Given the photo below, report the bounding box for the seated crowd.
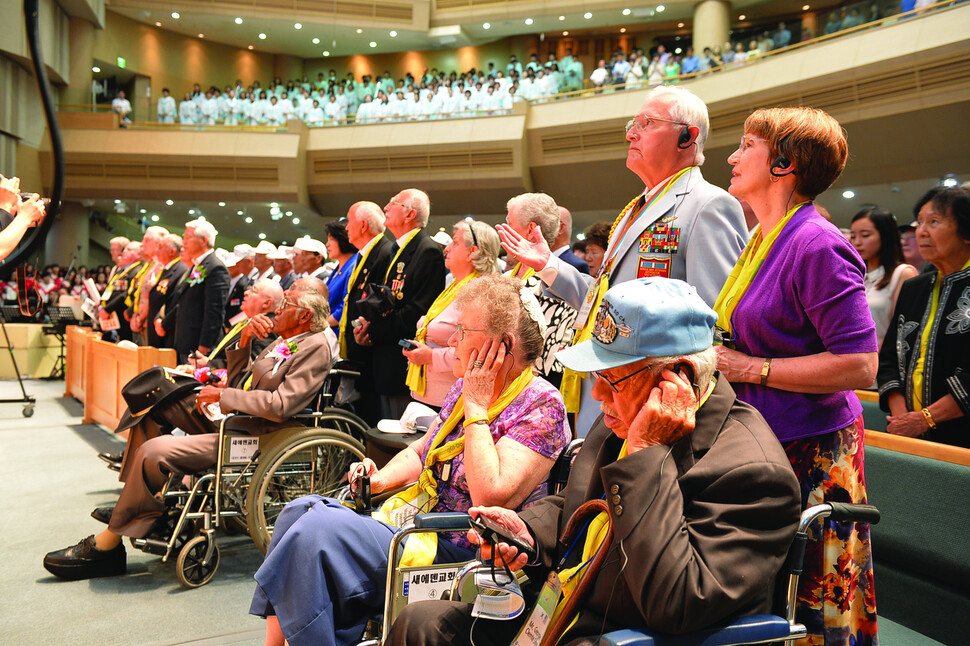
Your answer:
[38,83,969,646]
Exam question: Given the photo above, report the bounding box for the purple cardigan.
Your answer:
[729,204,878,442]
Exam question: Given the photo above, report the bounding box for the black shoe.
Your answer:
[106,462,121,472]
[43,535,126,581]
[98,451,124,464]
[91,507,114,525]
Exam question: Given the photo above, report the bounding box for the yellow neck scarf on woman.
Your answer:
[713,202,809,338]
[405,271,479,396]
[374,367,534,567]
[338,238,381,358]
[560,168,694,412]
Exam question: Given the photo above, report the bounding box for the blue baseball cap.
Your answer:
[556,278,717,373]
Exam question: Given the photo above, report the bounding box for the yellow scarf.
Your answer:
[713,202,809,338]
[384,228,422,283]
[207,317,249,362]
[338,237,382,358]
[405,272,479,396]
[374,367,534,567]
[560,168,693,412]
[551,377,717,636]
[127,261,154,311]
[506,262,536,282]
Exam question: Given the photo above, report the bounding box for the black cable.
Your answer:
[2,0,64,280]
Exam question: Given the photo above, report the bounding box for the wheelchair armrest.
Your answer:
[414,512,472,531]
[599,615,797,646]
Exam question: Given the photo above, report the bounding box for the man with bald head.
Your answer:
[353,188,445,422]
[100,241,143,343]
[551,206,589,274]
[341,201,392,425]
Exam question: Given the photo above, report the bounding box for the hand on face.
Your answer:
[461,337,514,417]
[626,368,697,453]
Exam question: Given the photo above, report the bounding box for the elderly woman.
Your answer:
[251,273,570,646]
[404,220,501,407]
[582,220,611,276]
[878,186,970,447]
[713,107,879,646]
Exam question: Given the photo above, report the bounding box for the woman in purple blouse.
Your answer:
[713,107,879,646]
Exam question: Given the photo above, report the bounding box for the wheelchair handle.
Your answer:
[826,502,881,524]
[414,512,472,531]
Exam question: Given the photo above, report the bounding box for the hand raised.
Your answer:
[496,223,551,272]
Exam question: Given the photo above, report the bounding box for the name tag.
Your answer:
[402,566,459,604]
[228,436,259,463]
[511,572,563,646]
[573,281,599,330]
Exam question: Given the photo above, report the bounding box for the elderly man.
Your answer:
[99,241,143,343]
[498,85,747,436]
[341,201,392,425]
[253,240,277,282]
[128,226,169,343]
[147,233,187,348]
[293,237,329,280]
[389,278,801,645]
[551,205,589,274]
[164,219,230,362]
[223,249,252,328]
[43,282,335,580]
[353,189,445,422]
[270,246,297,290]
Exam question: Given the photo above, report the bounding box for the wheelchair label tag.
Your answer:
[228,437,259,463]
[511,572,562,646]
[402,566,458,604]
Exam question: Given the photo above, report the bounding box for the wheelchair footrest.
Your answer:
[132,538,170,557]
[601,615,796,646]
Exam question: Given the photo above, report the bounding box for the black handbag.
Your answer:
[355,282,395,320]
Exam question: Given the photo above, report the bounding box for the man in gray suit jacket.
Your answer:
[498,85,747,436]
[43,284,334,581]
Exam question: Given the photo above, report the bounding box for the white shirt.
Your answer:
[112,98,132,119]
[157,96,176,122]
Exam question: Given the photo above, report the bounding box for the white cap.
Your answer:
[431,230,453,247]
[215,248,236,267]
[267,245,293,260]
[233,243,255,258]
[293,238,326,255]
[253,240,277,255]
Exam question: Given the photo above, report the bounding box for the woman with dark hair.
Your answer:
[582,220,611,275]
[878,186,970,447]
[850,206,918,348]
[324,219,359,331]
[713,106,879,645]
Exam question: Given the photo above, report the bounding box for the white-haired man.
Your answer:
[99,241,143,343]
[128,226,169,343]
[147,233,187,348]
[498,85,747,436]
[389,278,800,645]
[169,219,230,362]
[353,189,445,422]
[223,248,252,328]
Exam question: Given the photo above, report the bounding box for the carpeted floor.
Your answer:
[0,379,265,645]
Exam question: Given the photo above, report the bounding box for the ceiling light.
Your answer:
[92,66,100,73]
[584,12,592,19]
[620,28,626,33]
[237,210,244,215]
[942,176,959,188]
[842,190,855,199]
[294,23,302,29]
[622,8,631,16]
[312,37,320,44]
[114,199,121,204]
[154,21,161,27]
[245,217,253,223]
[802,4,811,10]
[656,5,665,12]
[188,208,196,215]
[369,41,377,47]
[258,32,267,39]
[285,211,293,216]
[483,22,490,29]
[292,218,301,225]
[739,14,746,20]
[198,33,204,38]
[165,199,174,206]
[235,17,243,24]
[562,30,569,36]
[151,215,159,222]
[356,28,363,34]
[678,22,684,28]
[270,202,278,208]
[390,30,397,37]
[559,15,565,20]
[218,201,226,207]
[675,47,682,54]
[139,208,146,213]
[247,45,254,50]
[258,233,266,240]
[171,12,180,19]
[525,18,533,25]
[323,51,330,56]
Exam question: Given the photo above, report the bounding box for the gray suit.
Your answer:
[109,330,332,538]
[545,168,746,436]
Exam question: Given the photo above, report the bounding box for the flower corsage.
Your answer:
[267,339,299,375]
[186,266,207,286]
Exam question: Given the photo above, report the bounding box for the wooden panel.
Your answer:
[83,339,177,429]
[64,325,99,402]
[866,430,970,467]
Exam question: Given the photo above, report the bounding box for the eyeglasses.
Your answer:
[388,199,413,211]
[591,363,656,392]
[625,114,687,135]
[455,323,486,340]
[279,297,310,312]
[736,135,768,155]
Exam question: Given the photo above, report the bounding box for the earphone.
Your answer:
[677,125,692,149]
[769,155,793,177]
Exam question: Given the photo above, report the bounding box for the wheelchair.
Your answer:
[436,501,880,646]
[128,361,370,588]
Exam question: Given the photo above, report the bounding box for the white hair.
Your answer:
[643,346,717,393]
[354,202,386,236]
[643,86,710,165]
[109,236,130,249]
[400,188,431,227]
[186,218,217,247]
[253,278,284,311]
[506,193,560,245]
[145,225,168,240]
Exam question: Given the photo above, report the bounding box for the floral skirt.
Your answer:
[783,418,879,646]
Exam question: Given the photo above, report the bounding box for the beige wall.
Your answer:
[92,11,275,112]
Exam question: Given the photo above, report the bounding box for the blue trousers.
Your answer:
[250,496,473,646]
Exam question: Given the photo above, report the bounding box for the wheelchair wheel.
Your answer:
[314,407,369,444]
[247,428,365,554]
[176,535,220,588]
